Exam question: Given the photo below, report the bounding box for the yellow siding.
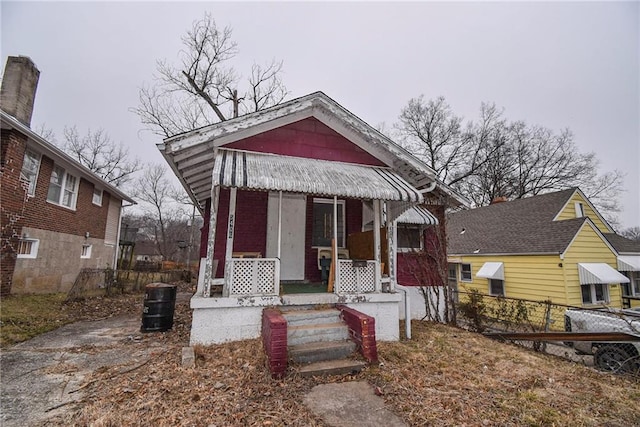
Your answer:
[555,192,610,232]
[455,254,569,304]
[562,222,622,308]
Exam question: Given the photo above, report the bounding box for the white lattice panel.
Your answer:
[337,260,377,294]
[228,258,278,296]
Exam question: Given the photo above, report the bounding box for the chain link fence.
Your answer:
[65,268,192,301]
[455,290,640,379]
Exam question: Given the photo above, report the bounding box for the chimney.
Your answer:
[0,56,40,127]
[490,196,508,205]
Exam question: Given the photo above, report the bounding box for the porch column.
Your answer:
[277,191,283,260]
[202,185,220,297]
[222,187,237,297]
[373,199,382,292]
[333,196,339,292]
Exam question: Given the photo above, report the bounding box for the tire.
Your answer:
[594,345,638,374]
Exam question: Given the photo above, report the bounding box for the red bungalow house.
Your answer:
[159,92,466,344]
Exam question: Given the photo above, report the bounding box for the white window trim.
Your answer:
[47,165,79,210]
[92,188,103,206]
[460,263,472,282]
[489,279,505,297]
[312,198,346,248]
[397,225,424,252]
[17,238,39,259]
[575,202,585,218]
[20,149,41,197]
[581,283,610,305]
[81,244,92,259]
[630,272,640,297]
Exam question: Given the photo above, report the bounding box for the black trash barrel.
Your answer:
[141,283,177,332]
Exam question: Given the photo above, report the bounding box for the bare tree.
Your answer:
[621,227,640,241]
[132,12,289,138]
[396,96,625,223]
[132,164,191,260]
[60,126,141,187]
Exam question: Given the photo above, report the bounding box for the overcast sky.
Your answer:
[1,1,638,229]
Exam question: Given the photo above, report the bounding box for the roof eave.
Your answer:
[1,110,135,204]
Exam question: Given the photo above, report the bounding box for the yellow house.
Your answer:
[447,188,640,309]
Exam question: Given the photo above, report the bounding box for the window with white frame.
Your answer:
[17,238,39,259]
[397,225,423,251]
[81,244,92,259]
[461,263,472,282]
[631,272,640,296]
[92,188,103,206]
[575,202,585,218]
[20,149,41,196]
[489,279,505,296]
[312,198,345,247]
[47,165,78,209]
[581,283,609,305]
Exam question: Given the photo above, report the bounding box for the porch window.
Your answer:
[489,279,505,296]
[460,263,472,282]
[20,149,41,196]
[17,238,39,259]
[47,165,78,209]
[581,283,609,305]
[312,198,345,247]
[397,225,422,251]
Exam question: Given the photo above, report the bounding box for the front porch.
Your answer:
[190,291,402,345]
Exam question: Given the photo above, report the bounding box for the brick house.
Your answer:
[0,56,134,295]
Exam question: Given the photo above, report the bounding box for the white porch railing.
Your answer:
[335,260,379,294]
[224,258,280,297]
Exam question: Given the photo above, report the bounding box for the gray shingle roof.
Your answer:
[447,189,587,255]
[604,233,640,254]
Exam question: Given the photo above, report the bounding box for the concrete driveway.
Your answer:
[1,307,179,426]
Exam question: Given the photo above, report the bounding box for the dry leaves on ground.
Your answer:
[48,289,640,427]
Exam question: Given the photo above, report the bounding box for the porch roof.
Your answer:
[211,149,423,202]
[395,205,439,225]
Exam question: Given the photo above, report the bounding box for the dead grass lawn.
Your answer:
[39,293,640,427]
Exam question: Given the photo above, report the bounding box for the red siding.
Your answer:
[226,117,385,166]
[201,189,269,277]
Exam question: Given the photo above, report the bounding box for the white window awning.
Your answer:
[395,206,439,225]
[476,262,504,280]
[617,256,640,272]
[577,263,630,284]
[212,149,423,202]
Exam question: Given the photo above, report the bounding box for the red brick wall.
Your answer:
[226,117,385,166]
[261,308,288,379]
[338,305,378,363]
[1,130,29,295]
[0,128,117,295]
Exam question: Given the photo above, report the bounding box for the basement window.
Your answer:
[81,244,92,259]
[17,238,39,259]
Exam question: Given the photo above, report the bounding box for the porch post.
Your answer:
[277,191,283,260]
[373,199,382,292]
[222,187,237,297]
[202,185,220,297]
[333,196,339,292]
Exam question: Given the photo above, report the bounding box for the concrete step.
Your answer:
[289,340,356,364]
[282,308,341,327]
[287,322,349,346]
[297,359,366,377]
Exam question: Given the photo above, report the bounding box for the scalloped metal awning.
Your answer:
[211,149,423,202]
[395,206,439,225]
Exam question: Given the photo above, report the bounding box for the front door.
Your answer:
[266,192,306,281]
